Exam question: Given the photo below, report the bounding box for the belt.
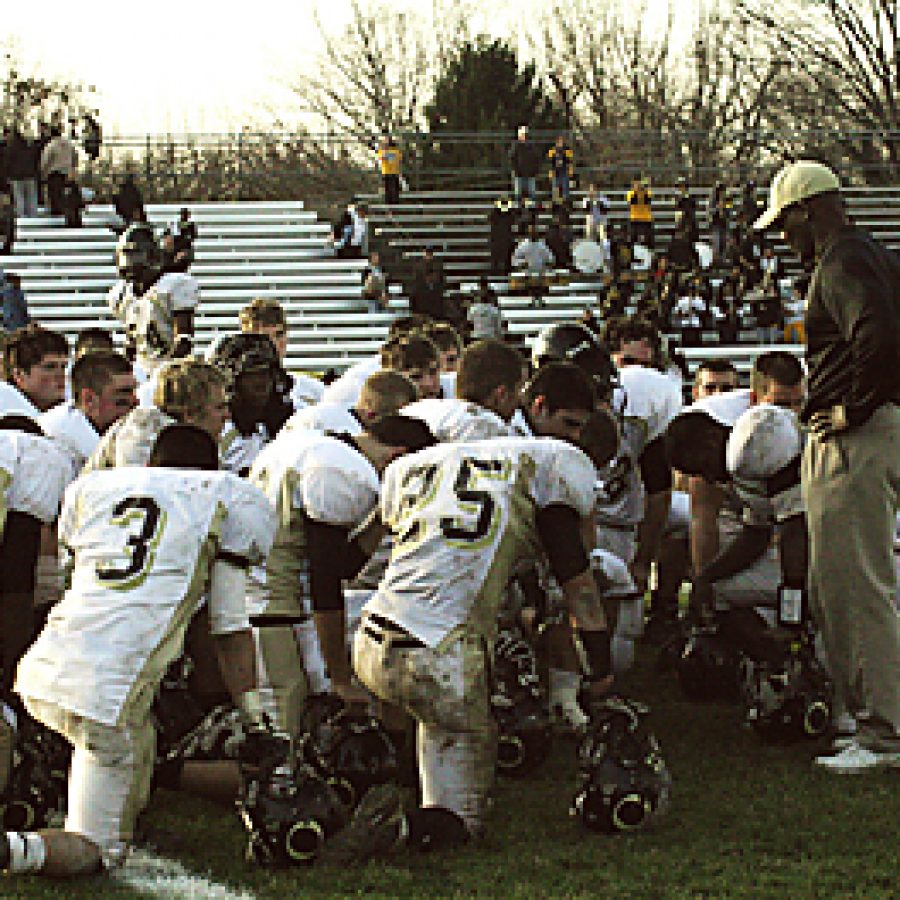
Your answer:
[363,614,425,649]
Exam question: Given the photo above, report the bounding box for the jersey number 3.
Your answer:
[96,497,165,590]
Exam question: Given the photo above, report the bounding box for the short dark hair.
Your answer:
[523,361,596,414]
[149,424,218,471]
[664,412,729,480]
[4,325,68,380]
[425,321,462,354]
[380,335,439,372]
[603,315,660,354]
[387,315,430,341]
[694,358,739,389]
[751,351,803,393]
[365,414,436,452]
[456,340,523,405]
[71,351,132,399]
[75,327,114,357]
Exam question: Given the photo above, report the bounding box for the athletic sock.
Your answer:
[4,832,47,873]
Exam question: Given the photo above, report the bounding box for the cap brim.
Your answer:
[753,206,782,231]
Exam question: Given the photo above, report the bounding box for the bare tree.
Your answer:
[737,0,900,180]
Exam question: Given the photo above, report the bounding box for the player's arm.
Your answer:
[536,504,612,694]
[172,310,194,358]
[689,474,724,576]
[306,514,380,705]
[633,435,673,591]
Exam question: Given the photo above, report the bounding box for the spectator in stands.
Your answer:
[160,220,195,274]
[82,112,102,162]
[626,174,654,247]
[3,324,68,412]
[545,211,573,269]
[468,276,505,342]
[670,277,707,348]
[708,180,730,262]
[782,275,807,344]
[362,250,389,313]
[759,245,782,290]
[172,207,197,257]
[377,135,403,206]
[410,247,447,320]
[333,201,368,259]
[0,187,14,254]
[511,224,553,276]
[547,134,574,203]
[583,183,611,241]
[509,126,541,203]
[668,213,699,273]
[692,358,739,401]
[5,127,38,218]
[607,221,633,281]
[40,125,78,217]
[62,179,84,228]
[751,282,783,345]
[1,273,29,333]
[675,177,699,244]
[712,280,740,344]
[741,178,760,222]
[489,196,516,275]
[113,174,145,230]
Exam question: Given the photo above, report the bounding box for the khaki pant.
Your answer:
[802,404,900,750]
[353,620,495,835]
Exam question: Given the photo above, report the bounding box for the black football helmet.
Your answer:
[676,623,741,702]
[210,332,291,402]
[531,322,617,402]
[115,223,161,284]
[301,706,398,808]
[491,630,552,776]
[571,697,670,834]
[740,646,833,742]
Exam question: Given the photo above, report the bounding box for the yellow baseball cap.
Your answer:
[754,160,841,231]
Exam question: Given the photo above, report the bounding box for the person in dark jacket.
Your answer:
[489,196,516,275]
[410,247,447,320]
[1,272,31,332]
[113,174,145,229]
[5,128,38,217]
[756,160,900,775]
[509,126,541,203]
[0,188,14,254]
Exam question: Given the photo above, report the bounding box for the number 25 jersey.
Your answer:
[16,467,276,727]
[365,437,596,648]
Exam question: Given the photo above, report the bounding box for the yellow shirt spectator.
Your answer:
[627,184,653,222]
[378,145,402,177]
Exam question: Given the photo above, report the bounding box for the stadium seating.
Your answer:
[4,188,899,380]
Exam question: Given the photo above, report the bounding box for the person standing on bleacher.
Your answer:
[377,136,403,206]
[39,125,78,217]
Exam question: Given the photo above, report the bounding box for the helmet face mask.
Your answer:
[116,224,161,287]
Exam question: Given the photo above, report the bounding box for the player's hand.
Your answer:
[808,404,849,438]
[331,681,370,709]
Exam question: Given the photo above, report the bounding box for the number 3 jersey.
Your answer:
[16,467,276,727]
[364,437,596,648]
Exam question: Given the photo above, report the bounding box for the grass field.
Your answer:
[11,648,899,899]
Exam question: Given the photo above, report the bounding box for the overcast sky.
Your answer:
[3,0,689,135]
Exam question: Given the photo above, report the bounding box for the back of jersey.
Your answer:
[368,437,595,648]
[18,468,273,726]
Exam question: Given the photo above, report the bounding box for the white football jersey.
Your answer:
[688,388,752,427]
[595,366,682,529]
[247,430,380,613]
[401,398,511,442]
[0,430,70,531]
[365,437,596,648]
[16,468,275,726]
[290,374,325,412]
[320,356,380,407]
[0,382,39,419]
[107,272,200,372]
[220,422,269,476]
[82,407,176,472]
[727,404,803,524]
[283,402,364,437]
[38,402,100,478]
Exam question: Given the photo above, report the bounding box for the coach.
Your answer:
[755,161,899,774]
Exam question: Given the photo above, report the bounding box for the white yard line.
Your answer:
[113,849,255,900]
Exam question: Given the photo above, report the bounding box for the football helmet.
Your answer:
[531,322,617,402]
[491,630,552,775]
[571,697,671,834]
[301,704,398,808]
[740,645,833,742]
[210,332,291,402]
[115,223,161,284]
[238,732,349,866]
[676,623,741,702]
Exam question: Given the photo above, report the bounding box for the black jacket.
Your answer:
[802,227,900,426]
[509,141,542,178]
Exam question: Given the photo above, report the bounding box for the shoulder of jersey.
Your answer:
[687,388,752,427]
[285,402,360,435]
[154,272,200,309]
[620,366,682,418]
[0,382,40,419]
[727,403,801,479]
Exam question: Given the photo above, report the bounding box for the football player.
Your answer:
[107,223,199,380]
[324,435,611,863]
[283,370,417,437]
[0,417,72,693]
[247,415,436,734]
[84,359,229,471]
[1,325,69,416]
[380,334,443,401]
[6,425,276,878]
[39,351,137,475]
[238,297,325,412]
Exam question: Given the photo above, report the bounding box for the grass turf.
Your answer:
[10,648,899,899]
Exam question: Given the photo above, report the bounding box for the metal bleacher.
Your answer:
[4,187,899,377]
